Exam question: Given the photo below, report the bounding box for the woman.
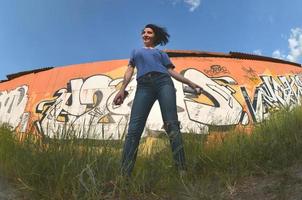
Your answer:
[113,24,201,177]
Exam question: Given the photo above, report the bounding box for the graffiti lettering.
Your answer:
[0,85,29,130]
[3,71,302,139]
[204,65,230,76]
[241,74,302,122]
[35,75,129,139]
[35,70,250,138]
[183,68,249,126]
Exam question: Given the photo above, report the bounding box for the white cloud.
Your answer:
[253,49,262,55]
[168,0,201,12]
[168,0,180,6]
[272,49,286,59]
[184,0,201,12]
[271,27,302,63]
[286,28,302,62]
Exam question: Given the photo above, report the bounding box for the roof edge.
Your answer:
[2,50,301,83]
[165,49,301,67]
[6,67,54,81]
[229,51,301,67]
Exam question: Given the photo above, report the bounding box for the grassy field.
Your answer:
[1,107,302,199]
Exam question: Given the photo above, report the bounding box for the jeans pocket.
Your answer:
[159,73,169,79]
[137,76,147,84]
[158,74,174,86]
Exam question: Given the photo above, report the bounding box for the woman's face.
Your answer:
[142,27,156,47]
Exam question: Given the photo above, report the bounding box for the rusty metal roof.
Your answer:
[229,51,301,67]
[165,50,302,67]
[165,49,230,58]
[5,67,53,81]
[1,50,301,82]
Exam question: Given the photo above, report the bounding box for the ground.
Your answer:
[1,164,302,199]
[229,163,302,200]
[0,176,20,200]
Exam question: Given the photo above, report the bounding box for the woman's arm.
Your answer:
[168,68,201,90]
[113,66,134,105]
[120,66,134,91]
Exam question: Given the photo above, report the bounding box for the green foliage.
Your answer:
[1,107,302,199]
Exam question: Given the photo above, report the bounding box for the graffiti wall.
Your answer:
[0,50,301,139]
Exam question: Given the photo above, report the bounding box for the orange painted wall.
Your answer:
[0,53,301,138]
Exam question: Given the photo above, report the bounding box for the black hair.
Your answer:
[143,24,170,46]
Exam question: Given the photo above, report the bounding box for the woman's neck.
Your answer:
[143,46,155,49]
[143,42,155,48]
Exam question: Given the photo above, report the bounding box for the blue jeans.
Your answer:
[121,72,186,176]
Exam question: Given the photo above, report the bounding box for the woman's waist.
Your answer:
[143,71,165,78]
[137,70,168,80]
[137,71,173,86]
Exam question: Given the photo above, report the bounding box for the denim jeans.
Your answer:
[121,72,186,176]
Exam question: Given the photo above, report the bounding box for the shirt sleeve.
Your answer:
[128,49,136,68]
[160,51,175,69]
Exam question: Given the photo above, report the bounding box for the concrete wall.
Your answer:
[1,51,302,139]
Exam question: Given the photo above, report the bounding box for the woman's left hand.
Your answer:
[188,82,203,94]
[168,68,203,94]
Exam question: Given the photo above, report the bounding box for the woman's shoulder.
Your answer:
[155,48,167,54]
[129,48,141,57]
[130,47,144,55]
[130,48,167,56]
[131,47,145,52]
[156,49,170,58]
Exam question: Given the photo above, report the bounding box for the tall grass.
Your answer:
[1,107,302,199]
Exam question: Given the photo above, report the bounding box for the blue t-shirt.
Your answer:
[128,48,175,79]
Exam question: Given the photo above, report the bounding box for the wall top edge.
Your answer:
[165,49,302,67]
[2,49,301,82]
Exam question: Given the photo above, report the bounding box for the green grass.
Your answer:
[1,107,302,199]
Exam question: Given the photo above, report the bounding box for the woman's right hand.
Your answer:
[113,66,134,105]
[113,90,128,105]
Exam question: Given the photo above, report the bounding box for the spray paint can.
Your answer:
[183,86,202,95]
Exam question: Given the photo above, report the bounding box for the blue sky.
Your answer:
[0,0,302,80]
